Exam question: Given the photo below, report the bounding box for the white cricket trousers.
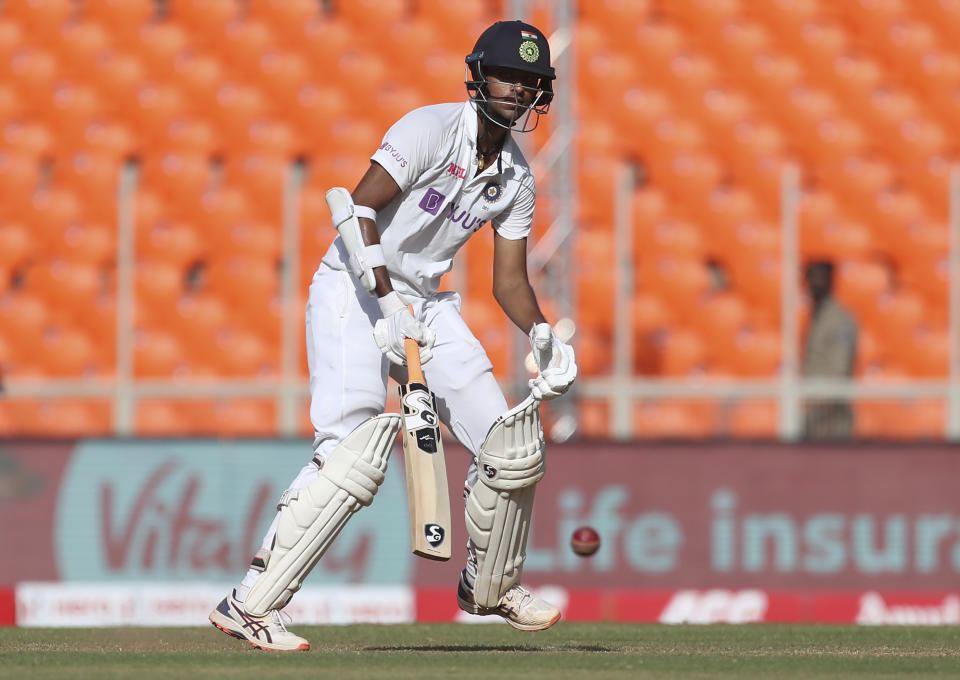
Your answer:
[237,266,508,598]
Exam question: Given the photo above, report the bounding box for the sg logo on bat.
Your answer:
[424,523,446,547]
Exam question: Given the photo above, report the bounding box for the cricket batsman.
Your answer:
[209,19,577,650]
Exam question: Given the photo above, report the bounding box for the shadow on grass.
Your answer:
[363,644,612,653]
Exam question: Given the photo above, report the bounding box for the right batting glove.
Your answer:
[373,292,436,366]
[528,322,577,400]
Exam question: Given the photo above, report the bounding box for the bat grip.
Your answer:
[403,305,426,384]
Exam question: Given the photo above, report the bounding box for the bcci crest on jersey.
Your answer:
[482,181,503,203]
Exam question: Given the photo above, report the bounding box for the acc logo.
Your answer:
[519,40,539,63]
[482,181,503,203]
[424,523,446,547]
[483,463,497,479]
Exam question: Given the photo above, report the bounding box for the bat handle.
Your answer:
[404,305,426,384]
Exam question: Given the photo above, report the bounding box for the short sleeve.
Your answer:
[493,172,535,240]
[370,107,445,192]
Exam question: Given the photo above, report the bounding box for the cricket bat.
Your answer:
[399,311,452,561]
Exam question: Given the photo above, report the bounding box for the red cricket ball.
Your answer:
[570,526,601,557]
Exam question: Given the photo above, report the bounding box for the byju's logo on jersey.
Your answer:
[418,188,446,215]
[424,523,446,547]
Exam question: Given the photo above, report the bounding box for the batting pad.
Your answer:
[243,413,402,616]
[465,396,545,609]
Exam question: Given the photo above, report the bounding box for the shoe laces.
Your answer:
[269,609,293,631]
[504,585,532,608]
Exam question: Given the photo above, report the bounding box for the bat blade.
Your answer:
[400,323,451,561]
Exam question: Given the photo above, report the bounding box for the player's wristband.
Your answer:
[377,291,407,317]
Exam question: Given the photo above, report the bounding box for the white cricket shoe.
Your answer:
[209,590,310,652]
[457,576,561,631]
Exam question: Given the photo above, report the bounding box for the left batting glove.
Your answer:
[374,291,435,366]
[528,322,577,401]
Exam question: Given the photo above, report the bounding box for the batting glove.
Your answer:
[528,322,577,400]
[374,292,436,366]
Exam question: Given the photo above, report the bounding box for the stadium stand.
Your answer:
[0,0,955,438]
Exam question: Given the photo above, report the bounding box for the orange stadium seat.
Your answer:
[169,0,239,42]
[0,220,34,270]
[915,0,960,45]
[83,0,156,38]
[834,260,892,312]
[613,87,676,156]
[416,1,496,54]
[138,219,205,269]
[133,328,187,377]
[298,15,353,72]
[337,0,406,35]
[217,18,277,78]
[0,84,23,126]
[698,87,755,142]
[639,256,712,311]
[0,153,40,216]
[51,152,121,222]
[253,50,310,112]
[711,19,773,79]
[162,116,221,157]
[171,52,226,119]
[13,399,112,437]
[634,218,707,268]
[0,293,50,357]
[90,51,147,118]
[579,0,652,40]
[139,152,211,217]
[55,20,113,79]
[189,185,251,239]
[655,151,723,206]
[859,290,926,350]
[209,328,277,377]
[633,400,718,439]
[6,48,59,117]
[130,22,191,81]
[135,400,195,436]
[196,398,278,437]
[40,325,105,377]
[631,21,686,74]
[728,399,778,438]
[790,21,851,79]
[723,325,781,376]
[204,256,277,323]
[223,154,288,222]
[240,118,299,158]
[246,0,317,37]
[45,83,106,153]
[656,327,708,376]
[167,290,230,348]
[119,83,188,148]
[22,259,101,319]
[28,188,83,248]
[663,52,722,114]
[689,291,750,354]
[837,0,909,42]
[664,0,740,34]
[1,119,55,160]
[134,261,183,322]
[580,51,637,107]
[211,82,271,142]
[6,0,73,39]
[881,21,939,80]
[817,155,895,218]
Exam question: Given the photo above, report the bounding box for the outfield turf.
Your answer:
[2,623,959,679]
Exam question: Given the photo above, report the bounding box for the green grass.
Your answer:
[2,624,960,679]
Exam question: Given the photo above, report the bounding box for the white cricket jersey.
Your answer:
[321,100,536,298]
